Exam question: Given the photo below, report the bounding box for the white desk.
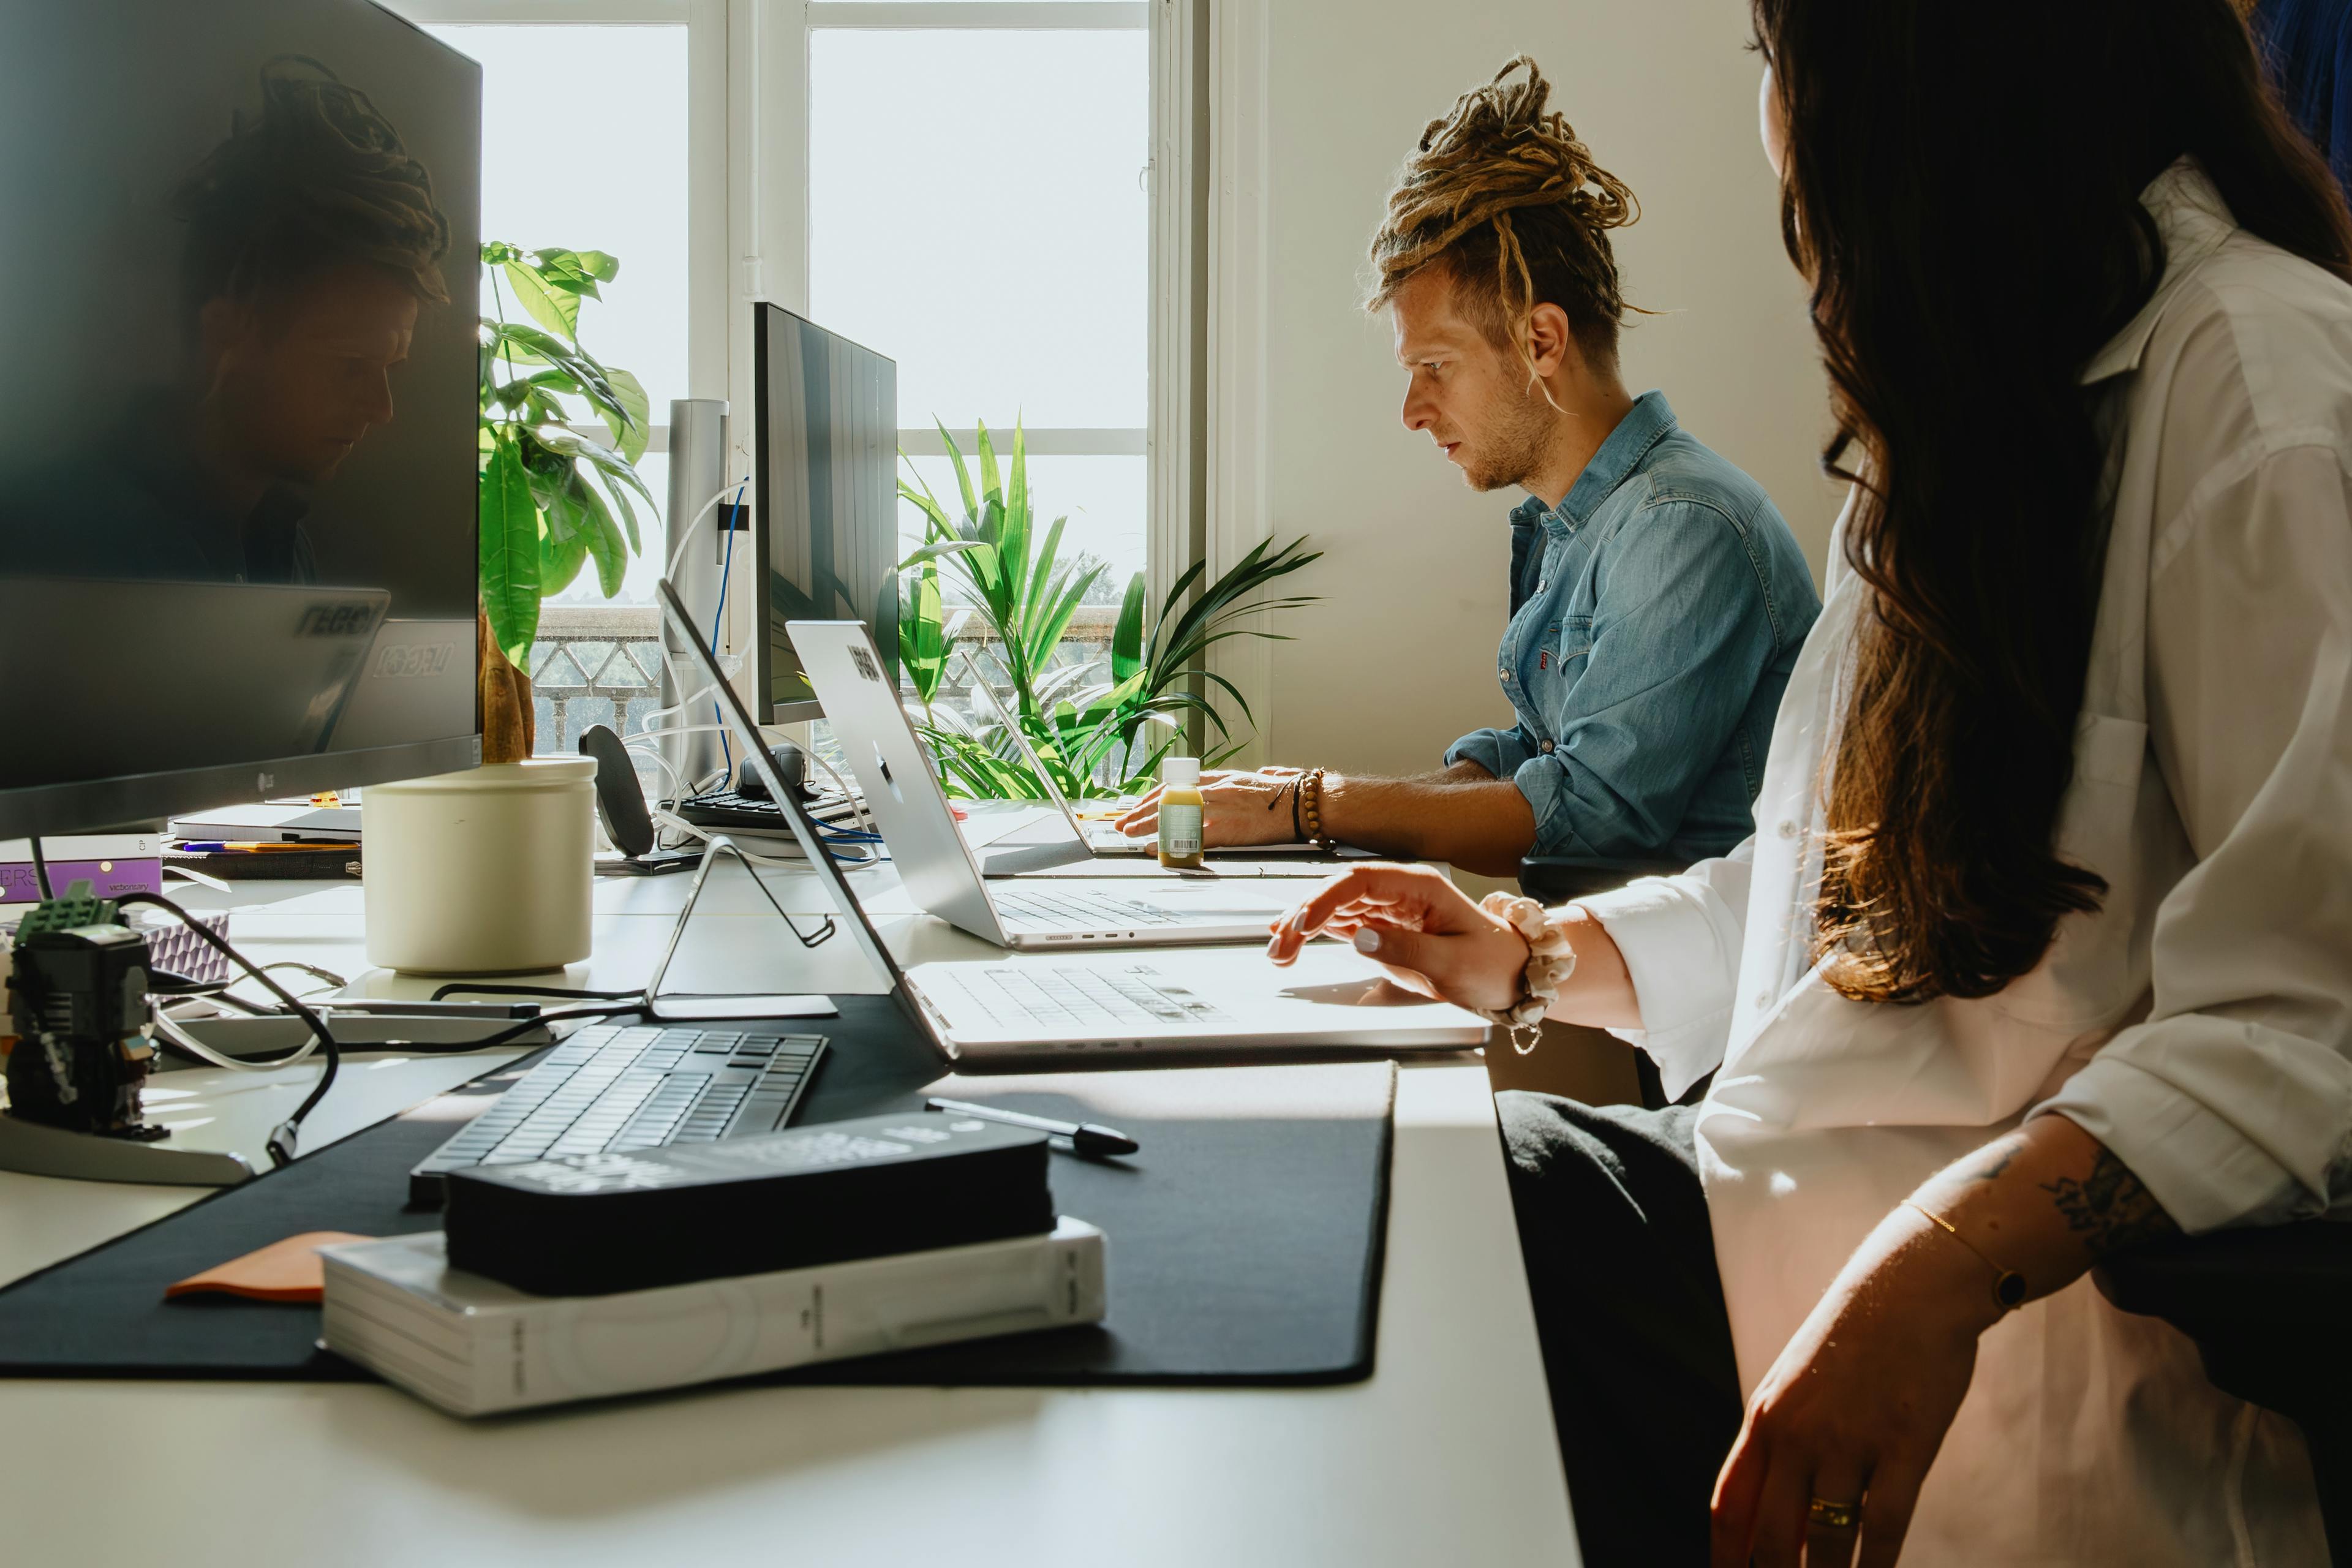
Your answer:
[0,842,1577,1565]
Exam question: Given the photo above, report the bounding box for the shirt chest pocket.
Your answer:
[1535,615,1593,677]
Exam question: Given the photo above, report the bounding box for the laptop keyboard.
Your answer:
[407,1024,827,1205]
[952,964,1234,1031]
[996,885,1198,929]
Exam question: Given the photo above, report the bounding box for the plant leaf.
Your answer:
[500,258,580,341]
[604,367,650,464]
[479,433,541,665]
[568,475,629,598]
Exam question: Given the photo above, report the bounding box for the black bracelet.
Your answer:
[1287,779,1303,841]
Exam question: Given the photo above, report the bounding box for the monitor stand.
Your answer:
[641,834,838,1023]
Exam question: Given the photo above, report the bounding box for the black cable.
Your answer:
[430,981,643,1003]
[28,835,50,900]
[115,891,339,1167]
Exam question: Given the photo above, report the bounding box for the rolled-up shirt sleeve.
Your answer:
[1511,499,1783,859]
[1573,839,1755,1098]
[1445,722,1537,780]
[2032,445,2352,1232]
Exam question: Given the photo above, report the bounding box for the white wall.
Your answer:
[1232,0,1841,775]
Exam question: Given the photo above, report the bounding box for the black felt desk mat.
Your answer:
[0,998,1396,1388]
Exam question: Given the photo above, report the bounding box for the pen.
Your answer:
[175,841,362,853]
[924,1096,1140,1158]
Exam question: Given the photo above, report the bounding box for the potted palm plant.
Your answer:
[896,420,1319,801]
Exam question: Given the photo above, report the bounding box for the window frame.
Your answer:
[394,0,1193,612]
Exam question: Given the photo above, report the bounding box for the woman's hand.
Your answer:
[1264,862,1531,1012]
[1709,1210,2002,1567]
[1115,766,1307,848]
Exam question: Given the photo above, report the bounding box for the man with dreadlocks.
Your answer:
[1120,58,1817,877]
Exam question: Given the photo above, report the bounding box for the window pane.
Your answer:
[810,29,1149,432]
[426,23,685,612]
[899,453,1144,595]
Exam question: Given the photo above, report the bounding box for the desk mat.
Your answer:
[0,998,1396,1389]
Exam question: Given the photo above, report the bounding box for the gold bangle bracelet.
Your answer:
[1904,1200,2028,1312]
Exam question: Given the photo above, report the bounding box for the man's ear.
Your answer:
[1524,301,1577,383]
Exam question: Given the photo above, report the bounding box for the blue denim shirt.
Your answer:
[1445,391,1820,861]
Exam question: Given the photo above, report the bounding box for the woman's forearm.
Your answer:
[1895,1112,2181,1316]
[1544,904,1643,1031]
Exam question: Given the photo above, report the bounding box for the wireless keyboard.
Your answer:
[407,1023,827,1205]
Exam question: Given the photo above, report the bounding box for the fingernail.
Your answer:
[1352,929,1380,954]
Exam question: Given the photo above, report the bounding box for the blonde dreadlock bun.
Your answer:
[1370,56,1640,377]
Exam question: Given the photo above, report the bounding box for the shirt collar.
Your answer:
[1543,389,1678,528]
[2079,158,2239,386]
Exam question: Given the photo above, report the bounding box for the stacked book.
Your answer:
[323,1110,1106,1416]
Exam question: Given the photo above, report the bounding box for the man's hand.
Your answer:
[1115,767,1308,848]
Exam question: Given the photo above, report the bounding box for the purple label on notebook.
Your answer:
[0,859,164,904]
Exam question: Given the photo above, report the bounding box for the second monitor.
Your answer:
[753,302,900,724]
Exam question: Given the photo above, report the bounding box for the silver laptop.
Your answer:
[656,583,1490,1063]
[789,620,1298,948]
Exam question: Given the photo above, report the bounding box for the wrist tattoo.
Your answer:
[2040,1144,2180,1257]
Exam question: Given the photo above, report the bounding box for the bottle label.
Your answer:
[1161,802,1203,858]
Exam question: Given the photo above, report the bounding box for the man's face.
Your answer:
[200,263,419,489]
[1392,266,1552,493]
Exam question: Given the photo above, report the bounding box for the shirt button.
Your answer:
[1754,991,1773,1010]
[1777,820,1800,839]
[1539,739,1555,754]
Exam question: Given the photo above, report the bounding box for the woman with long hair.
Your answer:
[1270,1,2351,1561]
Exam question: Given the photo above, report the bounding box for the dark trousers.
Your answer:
[1496,1091,1745,1567]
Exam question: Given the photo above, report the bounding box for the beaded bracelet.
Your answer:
[1299,767,1336,850]
[1475,892,1578,1055]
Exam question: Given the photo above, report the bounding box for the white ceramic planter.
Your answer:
[362,756,597,974]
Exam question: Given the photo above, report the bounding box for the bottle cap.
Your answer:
[1162,756,1200,788]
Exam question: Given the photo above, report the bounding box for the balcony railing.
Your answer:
[528,601,1131,793]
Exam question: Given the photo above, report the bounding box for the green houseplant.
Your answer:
[897,420,1319,800]
[475,241,658,759]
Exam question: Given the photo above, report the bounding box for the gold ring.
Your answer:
[1807,1497,1862,1531]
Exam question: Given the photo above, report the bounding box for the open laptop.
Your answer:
[789,620,1301,948]
[657,583,1489,1064]
[961,662,1352,861]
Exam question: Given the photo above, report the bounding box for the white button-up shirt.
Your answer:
[1583,162,2345,1563]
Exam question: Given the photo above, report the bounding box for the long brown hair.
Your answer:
[1366,56,1641,378]
[1753,0,2352,1002]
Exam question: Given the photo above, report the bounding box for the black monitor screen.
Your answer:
[0,0,481,835]
[755,303,899,723]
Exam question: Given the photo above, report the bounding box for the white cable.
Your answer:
[149,1001,320,1072]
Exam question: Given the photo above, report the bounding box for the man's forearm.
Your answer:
[1318,770,1536,877]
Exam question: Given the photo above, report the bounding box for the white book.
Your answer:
[320,1219,1106,1418]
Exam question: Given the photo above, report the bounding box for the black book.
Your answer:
[442,1112,1056,1297]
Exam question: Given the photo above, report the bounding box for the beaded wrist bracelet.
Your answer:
[1475,893,1578,1055]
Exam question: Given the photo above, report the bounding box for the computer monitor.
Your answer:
[0,0,483,839]
[752,303,900,723]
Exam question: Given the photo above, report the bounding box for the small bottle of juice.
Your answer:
[1157,756,1205,869]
